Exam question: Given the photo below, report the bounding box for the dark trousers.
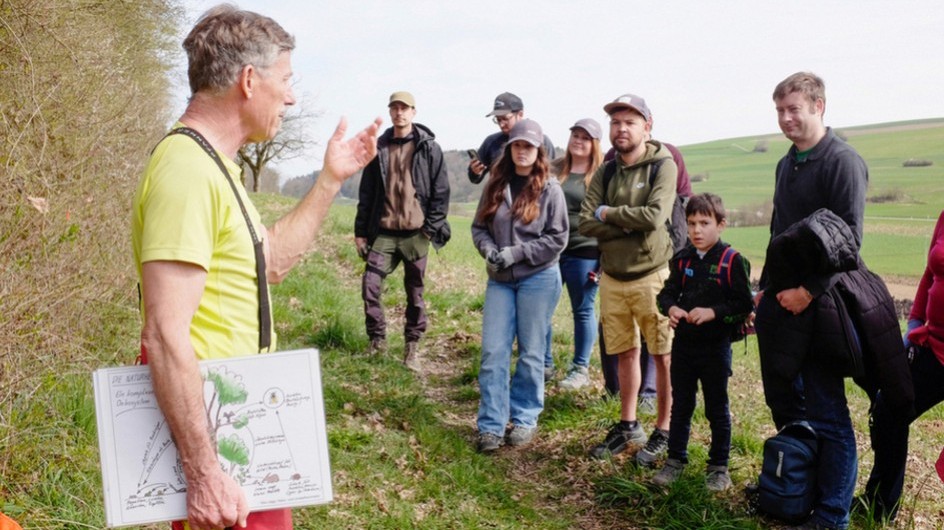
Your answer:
[866,346,944,519]
[761,344,858,529]
[599,322,656,397]
[666,342,732,466]
[362,233,429,342]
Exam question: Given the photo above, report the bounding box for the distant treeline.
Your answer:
[281,149,483,203]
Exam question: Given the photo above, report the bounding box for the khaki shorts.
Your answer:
[599,267,673,355]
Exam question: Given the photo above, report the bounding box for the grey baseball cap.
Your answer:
[603,93,652,121]
[570,118,602,140]
[507,119,543,147]
[486,92,524,117]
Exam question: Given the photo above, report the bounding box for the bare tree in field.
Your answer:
[238,101,322,192]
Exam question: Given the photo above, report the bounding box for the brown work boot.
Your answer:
[368,337,387,356]
[403,341,420,371]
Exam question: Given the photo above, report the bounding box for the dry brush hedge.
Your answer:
[0,0,182,424]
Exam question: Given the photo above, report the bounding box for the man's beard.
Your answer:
[612,139,637,154]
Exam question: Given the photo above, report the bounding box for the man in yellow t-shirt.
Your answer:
[133,6,381,530]
[134,129,267,359]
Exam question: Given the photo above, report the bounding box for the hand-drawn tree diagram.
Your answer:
[204,368,251,478]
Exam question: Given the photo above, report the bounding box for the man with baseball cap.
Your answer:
[579,93,678,466]
[467,92,556,184]
[355,91,451,369]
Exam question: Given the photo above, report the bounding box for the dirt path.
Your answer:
[417,332,627,529]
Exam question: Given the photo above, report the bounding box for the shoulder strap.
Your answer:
[717,246,739,289]
[679,256,692,288]
[601,159,617,197]
[647,157,667,188]
[165,127,272,351]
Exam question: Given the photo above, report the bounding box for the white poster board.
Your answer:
[93,348,332,528]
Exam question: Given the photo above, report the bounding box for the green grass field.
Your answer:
[3,119,943,529]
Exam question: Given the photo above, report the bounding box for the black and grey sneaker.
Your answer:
[705,465,732,492]
[652,457,686,487]
[589,421,647,459]
[506,425,537,447]
[476,432,504,453]
[635,428,669,467]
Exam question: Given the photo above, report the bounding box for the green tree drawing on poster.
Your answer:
[204,369,251,477]
[218,434,250,476]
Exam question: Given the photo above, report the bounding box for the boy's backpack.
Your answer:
[677,246,752,341]
[602,158,689,252]
[757,421,819,524]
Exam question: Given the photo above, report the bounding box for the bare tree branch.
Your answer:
[238,98,322,191]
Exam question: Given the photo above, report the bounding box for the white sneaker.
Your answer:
[558,365,589,390]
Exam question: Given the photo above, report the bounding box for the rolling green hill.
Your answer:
[677,118,944,281]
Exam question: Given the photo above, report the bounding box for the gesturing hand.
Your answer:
[321,116,383,185]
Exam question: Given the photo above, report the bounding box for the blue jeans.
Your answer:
[667,342,732,466]
[558,255,599,368]
[801,356,857,530]
[478,267,562,436]
[764,353,856,529]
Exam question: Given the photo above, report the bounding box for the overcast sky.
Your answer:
[176,1,944,180]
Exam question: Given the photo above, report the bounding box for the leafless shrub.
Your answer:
[726,200,774,228]
[868,188,908,204]
[691,172,709,183]
[0,0,180,418]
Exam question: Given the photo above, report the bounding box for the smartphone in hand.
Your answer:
[466,148,478,160]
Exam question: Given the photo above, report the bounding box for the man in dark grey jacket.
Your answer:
[754,72,868,530]
[355,91,450,369]
[467,92,555,184]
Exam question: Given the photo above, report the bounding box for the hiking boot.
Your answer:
[403,341,420,371]
[653,457,686,487]
[544,365,557,382]
[706,465,732,492]
[368,337,387,356]
[635,428,670,467]
[506,424,538,447]
[558,365,589,390]
[476,432,504,453]
[637,394,656,415]
[588,421,647,459]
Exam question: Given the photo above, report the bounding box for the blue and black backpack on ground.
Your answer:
[757,421,819,524]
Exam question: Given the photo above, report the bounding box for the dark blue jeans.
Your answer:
[763,352,857,529]
[558,255,599,368]
[667,342,732,466]
[866,345,944,519]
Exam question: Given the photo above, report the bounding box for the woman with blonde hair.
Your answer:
[553,118,604,390]
[472,119,568,452]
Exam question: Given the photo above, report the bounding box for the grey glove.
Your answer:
[494,247,515,270]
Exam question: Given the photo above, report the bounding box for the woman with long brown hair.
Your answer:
[552,118,604,390]
[471,119,568,453]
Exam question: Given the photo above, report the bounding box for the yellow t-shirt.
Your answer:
[132,128,275,359]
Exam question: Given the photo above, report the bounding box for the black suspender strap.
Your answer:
[165,127,272,351]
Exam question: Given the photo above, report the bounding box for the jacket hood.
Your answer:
[614,140,673,171]
[377,122,436,149]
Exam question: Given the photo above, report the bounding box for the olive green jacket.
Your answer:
[578,141,677,280]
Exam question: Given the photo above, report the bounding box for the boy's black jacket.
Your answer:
[657,240,753,346]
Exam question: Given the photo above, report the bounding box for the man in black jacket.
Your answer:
[466,92,555,184]
[355,91,450,369]
[754,72,868,530]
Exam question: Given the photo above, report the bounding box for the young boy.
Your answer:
[652,193,753,491]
